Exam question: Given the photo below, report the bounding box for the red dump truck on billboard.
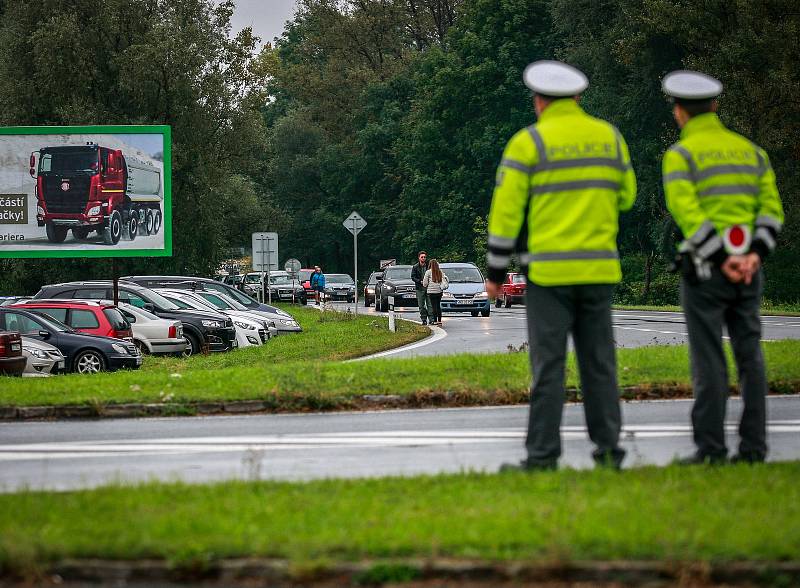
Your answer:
[30,143,163,245]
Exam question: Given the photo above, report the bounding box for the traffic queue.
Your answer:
[0,275,302,377]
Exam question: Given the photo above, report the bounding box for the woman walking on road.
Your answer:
[423,259,448,326]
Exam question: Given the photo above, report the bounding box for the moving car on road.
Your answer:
[440,263,490,317]
[34,281,237,356]
[496,272,526,308]
[363,272,382,307]
[13,300,133,341]
[21,337,65,376]
[115,303,188,356]
[265,271,307,304]
[0,308,141,374]
[121,276,302,334]
[324,274,356,302]
[374,265,417,312]
[0,331,26,376]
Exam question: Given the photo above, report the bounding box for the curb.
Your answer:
[5,557,800,586]
[1,384,798,421]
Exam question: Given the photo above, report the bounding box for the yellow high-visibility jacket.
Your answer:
[486,99,637,286]
[662,113,783,262]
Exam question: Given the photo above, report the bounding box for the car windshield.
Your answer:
[197,291,242,310]
[203,282,258,307]
[442,266,483,283]
[367,273,381,284]
[511,274,526,284]
[245,274,263,284]
[103,308,130,331]
[326,275,354,284]
[298,270,313,282]
[138,290,180,311]
[40,149,98,174]
[160,295,196,310]
[383,266,412,280]
[121,304,159,320]
[270,275,295,285]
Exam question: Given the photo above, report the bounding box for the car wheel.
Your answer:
[103,210,122,245]
[46,222,68,243]
[471,310,479,317]
[133,339,150,355]
[182,333,201,358]
[481,308,491,317]
[495,297,502,308]
[73,349,106,374]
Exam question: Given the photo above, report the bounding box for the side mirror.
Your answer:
[143,303,155,313]
[38,330,51,339]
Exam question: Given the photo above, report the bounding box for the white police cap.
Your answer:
[662,70,722,100]
[523,60,588,96]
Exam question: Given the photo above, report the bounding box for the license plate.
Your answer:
[57,360,65,369]
[10,342,20,351]
[402,294,416,299]
[456,299,473,305]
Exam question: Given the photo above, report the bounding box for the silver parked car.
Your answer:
[115,302,189,355]
[21,336,65,376]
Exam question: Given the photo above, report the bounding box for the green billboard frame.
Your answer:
[0,124,172,259]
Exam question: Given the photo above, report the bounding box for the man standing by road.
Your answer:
[310,265,326,306]
[411,251,432,325]
[661,70,784,464]
[485,60,637,471]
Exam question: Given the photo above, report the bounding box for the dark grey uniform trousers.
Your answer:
[680,269,767,460]
[525,281,625,467]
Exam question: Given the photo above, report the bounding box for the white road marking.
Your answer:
[3,421,799,461]
[348,324,447,361]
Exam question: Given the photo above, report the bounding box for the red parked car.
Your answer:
[0,331,26,376]
[13,300,133,340]
[495,272,527,308]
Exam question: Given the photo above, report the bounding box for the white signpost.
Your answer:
[252,232,278,303]
[343,211,366,316]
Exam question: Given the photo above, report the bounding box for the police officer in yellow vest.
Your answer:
[662,70,784,464]
[486,61,637,471]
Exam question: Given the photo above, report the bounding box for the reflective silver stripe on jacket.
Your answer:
[527,125,546,164]
[535,157,626,172]
[488,234,516,249]
[669,145,697,180]
[500,158,534,174]
[754,227,777,251]
[519,250,619,264]
[531,180,620,195]
[695,164,761,181]
[755,215,782,232]
[697,184,760,197]
[696,234,723,260]
[663,171,692,183]
[486,252,512,268]
[687,220,716,246]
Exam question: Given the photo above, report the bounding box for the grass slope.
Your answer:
[2,464,799,569]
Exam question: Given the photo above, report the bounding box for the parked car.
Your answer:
[496,272,527,308]
[374,265,417,312]
[363,272,382,307]
[0,308,141,374]
[155,289,271,347]
[120,276,302,334]
[115,302,188,356]
[440,263,490,317]
[265,271,307,304]
[0,330,26,376]
[324,274,356,302]
[21,337,65,376]
[33,281,237,356]
[182,290,278,340]
[0,296,32,306]
[298,268,316,299]
[13,300,133,340]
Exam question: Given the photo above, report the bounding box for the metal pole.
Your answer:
[266,236,272,304]
[112,258,119,306]
[353,220,358,316]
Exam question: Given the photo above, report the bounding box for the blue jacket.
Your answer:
[311,272,325,289]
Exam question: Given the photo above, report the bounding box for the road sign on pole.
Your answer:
[343,212,367,316]
[252,232,278,303]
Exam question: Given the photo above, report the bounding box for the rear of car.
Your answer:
[14,301,133,340]
[0,331,26,377]
[498,272,526,307]
[364,272,382,306]
[116,303,188,355]
[440,263,491,317]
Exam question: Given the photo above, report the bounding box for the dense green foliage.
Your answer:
[0,0,797,304]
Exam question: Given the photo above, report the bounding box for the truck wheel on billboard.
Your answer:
[154,209,162,234]
[103,210,122,245]
[145,209,155,235]
[123,213,137,241]
[45,222,68,243]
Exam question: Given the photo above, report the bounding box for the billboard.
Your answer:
[0,125,171,258]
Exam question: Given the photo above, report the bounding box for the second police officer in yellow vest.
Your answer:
[661,70,783,464]
[485,61,636,470]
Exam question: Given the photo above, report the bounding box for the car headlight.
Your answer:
[25,347,48,359]
[385,284,395,292]
[442,292,455,299]
[88,205,101,216]
[112,343,129,354]
[366,287,374,293]
[474,291,489,299]
[280,319,297,326]
[234,320,255,330]
[202,320,224,328]
[276,310,291,317]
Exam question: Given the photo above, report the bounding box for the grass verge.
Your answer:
[1,340,799,409]
[2,464,799,572]
[613,303,800,316]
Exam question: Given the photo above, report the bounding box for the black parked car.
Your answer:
[374,265,418,312]
[34,281,237,355]
[0,307,140,374]
[120,276,302,334]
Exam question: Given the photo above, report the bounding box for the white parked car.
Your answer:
[185,290,280,339]
[155,290,270,348]
[114,302,189,355]
[21,336,65,376]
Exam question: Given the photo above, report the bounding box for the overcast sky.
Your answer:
[229,0,299,47]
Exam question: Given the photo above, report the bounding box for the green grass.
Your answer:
[1,340,799,408]
[2,464,800,570]
[613,303,800,316]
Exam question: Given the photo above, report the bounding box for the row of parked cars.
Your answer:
[0,275,302,377]
[221,270,358,304]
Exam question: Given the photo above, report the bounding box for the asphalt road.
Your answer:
[2,396,799,492]
[324,301,800,358]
